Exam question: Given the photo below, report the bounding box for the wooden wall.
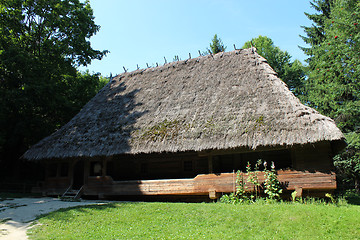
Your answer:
[42,160,72,195]
[40,141,337,197]
[106,152,208,181]
[291,141,334,172]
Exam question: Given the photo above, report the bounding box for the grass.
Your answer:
[28,201,360,240]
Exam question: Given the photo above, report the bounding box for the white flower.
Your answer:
[271,161,275,169]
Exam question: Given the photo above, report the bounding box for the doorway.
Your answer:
[72,160,84,190]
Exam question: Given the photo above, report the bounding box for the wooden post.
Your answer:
[208,155,213,173]
[295,186,303,198]
[209,189,217,199]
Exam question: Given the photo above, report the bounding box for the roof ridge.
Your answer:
[114,48,258,80]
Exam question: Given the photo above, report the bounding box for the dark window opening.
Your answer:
[60,162,69,177]
[141,163,148,175]
[106,161,114,176]
[47,163,58,177]
[183,160,193,172]
[215,149,292,173]
[104,150,292,181]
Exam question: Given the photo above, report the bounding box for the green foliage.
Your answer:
[0,0,107,179]
[235,170,246,199]
[208,34,226,54]
[302,0,360,191]
[334,132,360,190]
[342,189,360,205]
[303,0,360,129]
[0,0,108,67]
[221,160,282,203]
[246,160,262,200]
[300,0,334,61]
[243,36,306,95]
[264,161,283,199]
[220,170,248,204]
[219,192,243,204]
[63,71,107,114]
[28,202,360,239]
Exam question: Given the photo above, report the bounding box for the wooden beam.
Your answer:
[198,145,291,157]
[82,170,337,198]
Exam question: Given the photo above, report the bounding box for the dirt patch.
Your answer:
[0,197,109,239]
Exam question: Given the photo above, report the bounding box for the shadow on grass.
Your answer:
[35,202,145,221]
[344,195,360,205]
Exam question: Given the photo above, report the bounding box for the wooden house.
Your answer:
[23,48,345,199]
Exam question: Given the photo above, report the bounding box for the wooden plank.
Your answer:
[80,170,336,197]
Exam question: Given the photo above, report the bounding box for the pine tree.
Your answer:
[300,0,334,64]
[302,0,360,191]
[208,34,226,54]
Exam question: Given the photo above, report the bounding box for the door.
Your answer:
[72,160,84,190]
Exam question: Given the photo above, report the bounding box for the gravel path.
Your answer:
[0,197,109,239]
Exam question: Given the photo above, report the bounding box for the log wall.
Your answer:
[292,142,334,171]
[40,141,338,198]
[83,170,336,198]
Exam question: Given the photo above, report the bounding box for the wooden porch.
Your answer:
[37,143,338,199]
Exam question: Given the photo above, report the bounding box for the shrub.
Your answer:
[263,161,282,200]
[220,159,283,204]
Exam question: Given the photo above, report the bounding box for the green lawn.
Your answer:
[28,202,360,240]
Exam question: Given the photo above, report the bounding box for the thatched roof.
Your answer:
[24,48,344,160]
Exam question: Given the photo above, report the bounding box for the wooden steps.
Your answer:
[61,185,84,200]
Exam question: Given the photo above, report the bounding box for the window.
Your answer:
[141,162,148,174]
[90,161,102,176]
[47,163,58,177]
[215,149,292,173]
[183,160,193,172]
[60,162,69,177]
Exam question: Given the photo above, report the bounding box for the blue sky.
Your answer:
[81,0,315,76]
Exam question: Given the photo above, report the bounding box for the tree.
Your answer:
[300,0,334,63]
[302,0,360,191]
[208,34,226,54]
[243,36,305,96]
[60,71,108,118]
[0,0,108,180]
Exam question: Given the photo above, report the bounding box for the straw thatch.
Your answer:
[24,48,344,160]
